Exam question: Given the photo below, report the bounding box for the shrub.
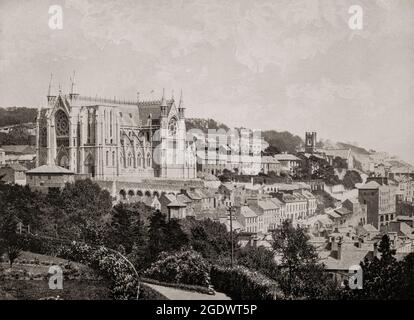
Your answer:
[144,250,210,288]
[58,242,140,300]
[210,265,285,300]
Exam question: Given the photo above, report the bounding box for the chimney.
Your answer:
[373,242,378,258]
[337,241,342,260]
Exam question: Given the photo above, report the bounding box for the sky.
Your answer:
[0,0,413,163]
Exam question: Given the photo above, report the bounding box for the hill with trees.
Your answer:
[0,107,37,127]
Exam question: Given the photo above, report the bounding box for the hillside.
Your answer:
[0,107,37,127]
[336,142,371,156]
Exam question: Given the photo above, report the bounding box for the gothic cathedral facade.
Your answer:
[36,90,197,180]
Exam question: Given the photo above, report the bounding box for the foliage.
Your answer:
[271,220,338,299]
[185,118,229,134]
[147,211,189,263]
[144,250,211,287]
[58,242,140,300]
[182,217,232,262]
[0,213,25,267]
[262,130,303,154]
[262,145,280,156]
[342,170,362,189]
[106,202,148,254]
[0,107,37,127]
[342,235,414,300]
[235,246,280,280]
[210,265,285,300]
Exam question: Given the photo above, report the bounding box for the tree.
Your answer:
[236,246,280,280]
[183,218,232,261]
[147,210,169,262]
[342,170,362,189]
[262,145,280,156]
[0,213,24,267]
[343,235,404,300]
[218,169,235,182]
[271,220,337,298]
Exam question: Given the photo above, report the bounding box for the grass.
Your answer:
[0,279,111,300]
[0,251,111,300]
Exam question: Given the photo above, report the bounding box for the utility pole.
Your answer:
[228,205,235,268]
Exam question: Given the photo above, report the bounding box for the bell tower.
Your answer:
[305,132,317,154]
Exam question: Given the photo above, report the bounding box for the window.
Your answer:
[137,153,142,167]
[106,151,109,166]
[112,151,115,166]
[147,153,151,167]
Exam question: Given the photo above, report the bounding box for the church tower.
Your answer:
[305,132,317,154]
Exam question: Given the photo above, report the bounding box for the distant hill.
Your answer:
[0,107,37,127]
[336,142,371,156]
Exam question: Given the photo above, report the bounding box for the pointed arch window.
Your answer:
[128,152,133,167]
[106,151,109,166]
[112,151,115,166]
[147,153,152,168]
[137,152,142,168]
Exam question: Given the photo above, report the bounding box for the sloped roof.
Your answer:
[320,245,370,271]
[273,153,300,161]
[257,200,279,211]
[138,99,174,124]
[261,156,280,164]
[0,145,35,154]
[163,193,186,207]
[239,206,257,218]
[359,181,381,190]
[269,197,284,207]
[26,165,74,174]
[176,194,192,204]
[334,207,351,216]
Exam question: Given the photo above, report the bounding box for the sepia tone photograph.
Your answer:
[0,0,413,307]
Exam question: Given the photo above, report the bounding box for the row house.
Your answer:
[236,205,258,233]
[246,198,281,233]
[275,192,308,221]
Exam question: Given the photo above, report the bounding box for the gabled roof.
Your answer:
[162,193,186,207]
[176,194,192,204]
[359,181,381,190]
[138,99,174,125]
[26,165,74,174]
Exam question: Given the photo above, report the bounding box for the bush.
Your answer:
[58,242,140,300]
[210,265,285,300]
[144,250,210,288]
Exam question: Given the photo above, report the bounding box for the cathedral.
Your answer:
[35,86,197,180]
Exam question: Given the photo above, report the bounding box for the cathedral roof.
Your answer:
[138,99,174,125]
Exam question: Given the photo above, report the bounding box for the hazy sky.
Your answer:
[1,0,413,163]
